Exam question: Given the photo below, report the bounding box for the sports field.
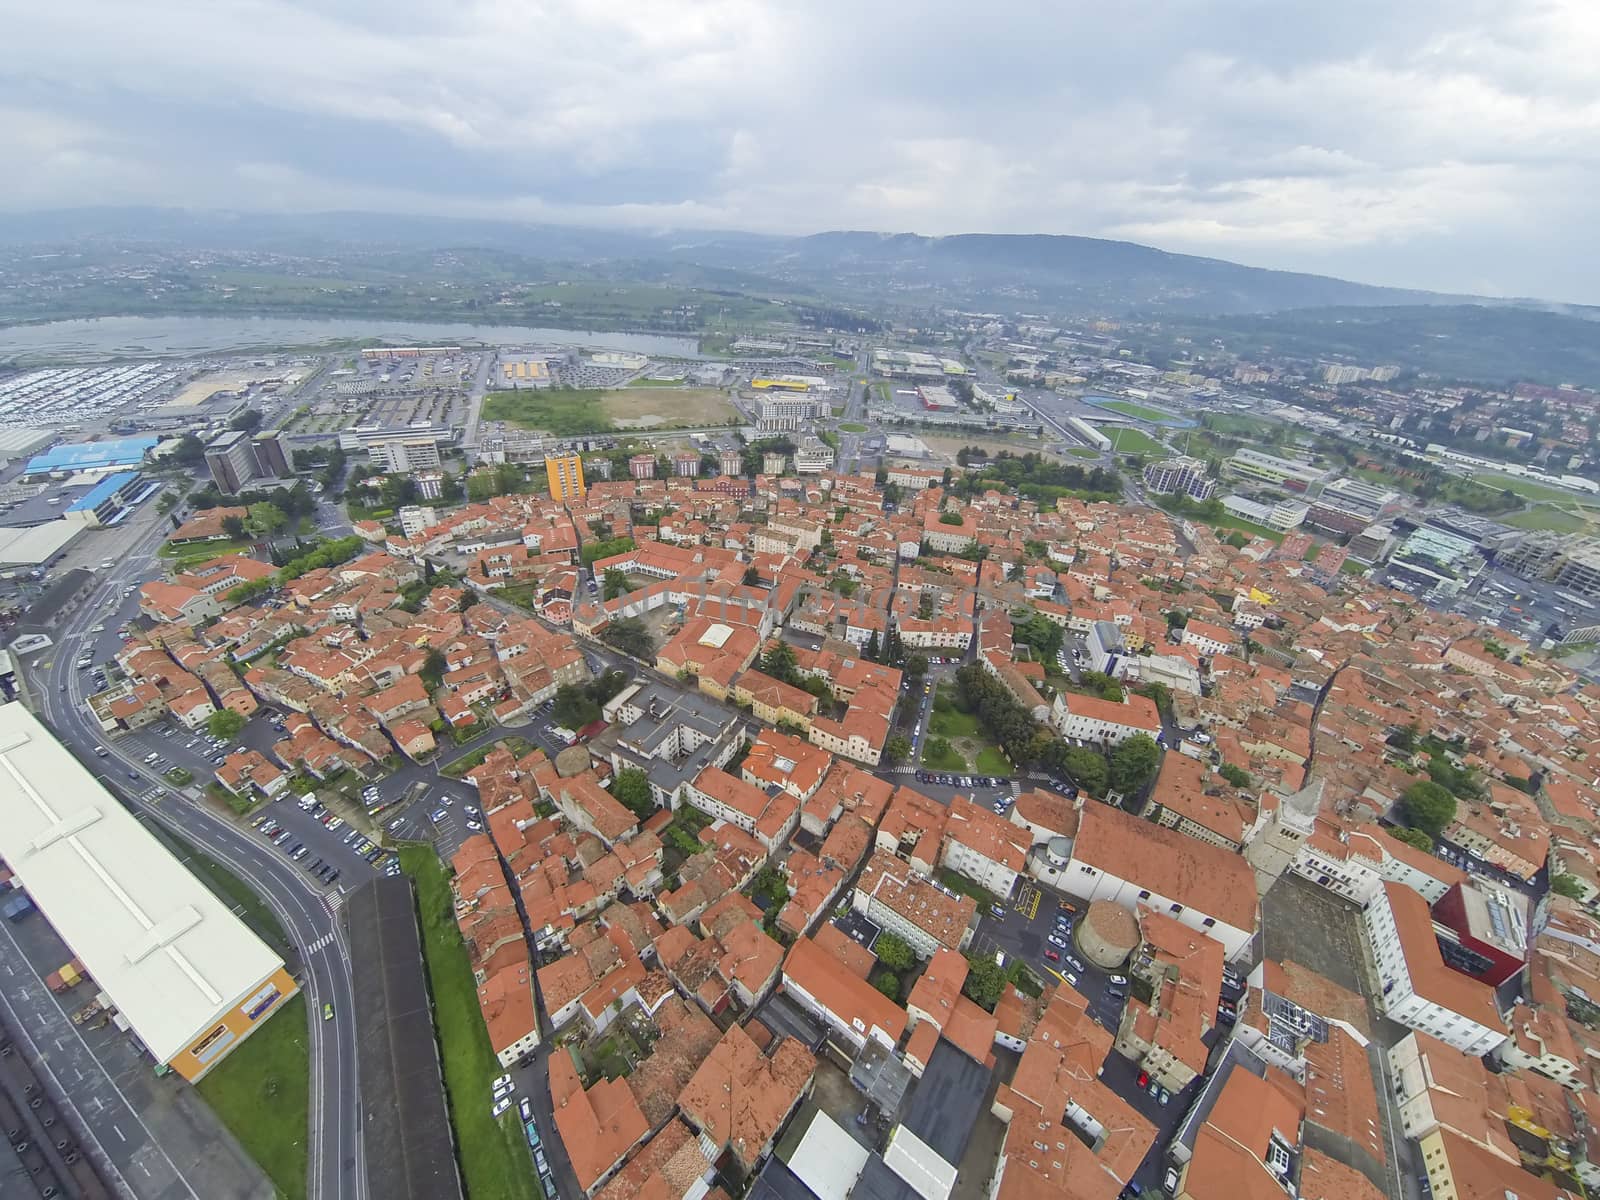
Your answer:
[483,387,737,434]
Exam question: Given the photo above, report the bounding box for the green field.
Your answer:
[1097,399,1176,422]
[1501,505,1593,533]
[921,740,967,771]
[839,422,868,433]
[1212,513,1287,543]
[484,386,735,436]
[974,747,1013,776]
[1202,413,1282,438]
[401,847,541,1200]
[1107,427,1168,456]
[929,705,980,738]
[1473,471,1599,506]
[1066,447,1101,459]
[158,537,255,565]
[196,996,310,1200]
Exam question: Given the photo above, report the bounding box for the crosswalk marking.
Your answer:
[306,932,336,954]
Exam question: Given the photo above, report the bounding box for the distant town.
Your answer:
[2,319,1599,1200]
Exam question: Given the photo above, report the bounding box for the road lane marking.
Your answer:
[113,1123,126,1142]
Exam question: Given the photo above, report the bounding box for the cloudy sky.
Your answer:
[7,0,1600,301]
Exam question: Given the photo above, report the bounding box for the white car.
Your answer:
[491,1097,512,1118]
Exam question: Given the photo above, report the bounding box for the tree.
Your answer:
[246,502,287,536]
[601,618,654,660]
[229,408,264,432]
[170,433,207,465]
[938,511,964,526]
[612,768,654,820]
[222,514,247,540]
[1552,874,1587,900]
[874,932,916,973]
[603,568,630,601]
[865,630,881,662]
[962,954,1007,1011]
[1108,734,1161,795]
[922,735,957,765]
[1062,747,1109,795]
[761,641,800,685]
[421,648,448,691]
[742,566,761,586]
[905,653,929,680]
[1399,780,1457,838]
[884,734,913,764]
[872,972,901,1000]
[1134,681,1172,716]
[1391,827,1435,852]
[1218,762,1252,789]
[207,709,246,740]
[552,684,602,730]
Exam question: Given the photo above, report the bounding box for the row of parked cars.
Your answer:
[252,813,341,882]
[914,770,1006,789]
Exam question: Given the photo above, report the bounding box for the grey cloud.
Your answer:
[3,0,1598,300]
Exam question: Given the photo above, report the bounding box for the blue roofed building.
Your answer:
[24,435,161,477]
[64,471,150,528]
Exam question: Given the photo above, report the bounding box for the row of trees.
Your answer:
[951,664,1161,798]
[225,535,367,602]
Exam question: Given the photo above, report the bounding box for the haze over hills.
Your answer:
[5,206,1584,320]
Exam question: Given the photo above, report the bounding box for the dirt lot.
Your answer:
[604,387,737,429]
[918,434,1067,464]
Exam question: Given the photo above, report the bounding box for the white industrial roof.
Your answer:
[0,703,286,1064]
[788,1111,870,1200]
[882,1124,957,1200]
[0,521,83,567]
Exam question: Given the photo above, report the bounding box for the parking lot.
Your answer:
[1261,872,1369,997]
[967,881,1129,1034]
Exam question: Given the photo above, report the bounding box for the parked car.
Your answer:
[518,1098,533,1122]
[1044,949,1060,962]
[1163,1166,1180,1193]
[491,1098,511,1118]
[1108,974,1127,985]
[1047,934,1067,948]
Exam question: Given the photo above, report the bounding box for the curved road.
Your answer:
[24,514,365,1200]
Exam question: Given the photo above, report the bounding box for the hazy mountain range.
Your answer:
[11,206,1595,319]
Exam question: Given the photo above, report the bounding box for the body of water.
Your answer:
[0,315,702,364]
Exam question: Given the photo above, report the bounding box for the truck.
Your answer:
[45,958,86,993]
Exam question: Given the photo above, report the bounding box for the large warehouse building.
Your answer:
[0,703,297,1080]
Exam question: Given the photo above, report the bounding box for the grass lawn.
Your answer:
[1097,399,1176,422]
[401,847,540,1200]
[1501,505,1593,533]
[1066,447,1100,459]
[1471,471,1596,505]
[921,741,967,771]
[936,867,1002,908]
[839,422,868,433]
[1202,413,1282,437]
[974,746,1013,776]
[1106,427,1168,456]
[484,388,617,436]
[196,995,309,1200]
[1340,558,1370,576]
[158,537,255,565]
[1209,513,1287,543]
[929,705,979,738]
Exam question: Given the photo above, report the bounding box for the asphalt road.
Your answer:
[19,513,368,1200]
